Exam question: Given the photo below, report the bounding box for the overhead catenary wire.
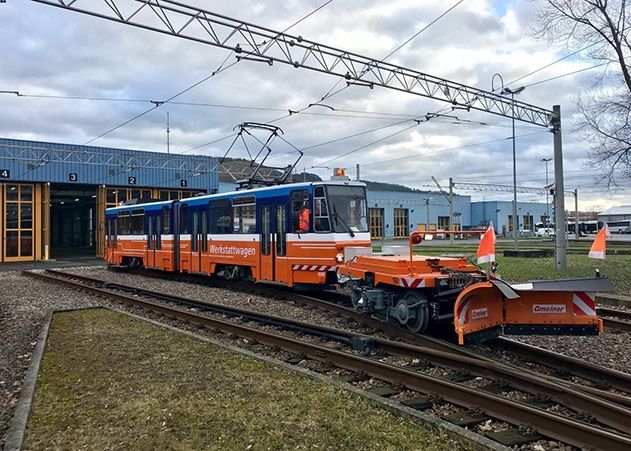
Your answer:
[35,0,336,186]
[356,131,549,167]
[522,62,610,89]
[503,42,601,89]
[59,0,336,151]
[265,112,544,163]
[10,3,615,194]
[232,0,466,136]
[315,121,425,166]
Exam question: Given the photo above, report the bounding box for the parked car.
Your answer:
[535,227,555,237]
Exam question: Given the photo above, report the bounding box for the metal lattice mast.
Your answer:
[453,182,549,196]
[31,0,554,126]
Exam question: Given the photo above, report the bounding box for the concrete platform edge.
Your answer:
[3,311,52,451]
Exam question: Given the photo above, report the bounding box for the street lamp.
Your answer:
[541,157,552,227]
[501,85,525,249]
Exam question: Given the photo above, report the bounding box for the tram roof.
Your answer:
[186,180,365,204]
[106,180,366,213]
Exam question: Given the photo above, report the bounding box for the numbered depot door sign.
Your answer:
[0,169,9,179]
[128,176,137,185]
[68,172,78,182]
[180,179,188,187]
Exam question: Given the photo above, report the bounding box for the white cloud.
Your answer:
[0,0,628,209]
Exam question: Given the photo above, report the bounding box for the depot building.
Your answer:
[1,137,551,263]
[0,138,217,262]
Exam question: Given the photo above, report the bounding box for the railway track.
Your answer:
[597,306,631,333]
[25,269,631,449]
[104,267,631,404]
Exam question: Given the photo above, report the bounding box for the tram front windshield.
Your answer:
[326,185,368,233]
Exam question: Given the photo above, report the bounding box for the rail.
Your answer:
[23,269,631,449]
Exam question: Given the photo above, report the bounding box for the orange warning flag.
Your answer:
[588,224,611,259]
[477,222,496,264]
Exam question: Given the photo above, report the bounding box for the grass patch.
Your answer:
[24,309,468,450]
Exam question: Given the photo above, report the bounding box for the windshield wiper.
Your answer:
[333,206,355,237]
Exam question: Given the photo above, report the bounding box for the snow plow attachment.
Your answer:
[454,278,613,345]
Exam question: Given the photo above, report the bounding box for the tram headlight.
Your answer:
[335,252,344,263]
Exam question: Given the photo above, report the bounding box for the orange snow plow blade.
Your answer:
[454,282,505,344]
[454,278,612,344]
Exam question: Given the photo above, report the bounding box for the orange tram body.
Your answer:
[105,181,613,344]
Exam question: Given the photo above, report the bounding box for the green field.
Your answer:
[374,242,631,295]
[24,309,468,451]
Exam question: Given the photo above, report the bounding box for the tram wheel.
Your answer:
[403,291,429,333]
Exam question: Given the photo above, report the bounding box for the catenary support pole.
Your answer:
[575,189,579,240]
[166,111,170,154]
[511,93,518,250]
[552,105,567,270]
[449,178,454,245]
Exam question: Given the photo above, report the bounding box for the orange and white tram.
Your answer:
[105,180,371,287]
[106,179,613,344]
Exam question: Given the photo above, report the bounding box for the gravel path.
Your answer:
[0,271,106,447]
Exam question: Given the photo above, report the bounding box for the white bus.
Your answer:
[607,220,631,234]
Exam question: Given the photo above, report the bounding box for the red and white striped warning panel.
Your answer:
[457,296,471,325]
[573,291,597,316]
[398,277,426,288]
[291,264,335,271]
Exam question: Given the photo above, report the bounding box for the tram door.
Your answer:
[190,209,207,273]
[259,203,288,283]
[146,213,161,269]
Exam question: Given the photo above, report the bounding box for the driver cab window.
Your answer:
[291,189,309,232]
[313,186,330,232]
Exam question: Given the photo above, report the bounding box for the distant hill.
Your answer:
[217,160,439,192]
[361,180,434,194]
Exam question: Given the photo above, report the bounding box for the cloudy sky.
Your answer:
[2,0,630,210]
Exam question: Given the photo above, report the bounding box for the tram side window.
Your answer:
[181,204,189,234]
[106,218,117,247]
[162,206,170,234]
[233,197,256,234]
[118,211,130,235]
[156,215,162,250]
[209,199,232,234]
[291,189,309,232]
[313,186,330,232]
[130,209,145,235]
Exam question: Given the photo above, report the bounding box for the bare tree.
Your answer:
[531,0,631,187]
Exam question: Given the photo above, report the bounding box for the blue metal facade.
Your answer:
[471,200,550,234]
[366,190,472,237]
[0,138,218,191]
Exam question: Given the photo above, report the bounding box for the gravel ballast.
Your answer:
[3,265,630,449]
[65,267,631,375]
[0,271,107,446]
